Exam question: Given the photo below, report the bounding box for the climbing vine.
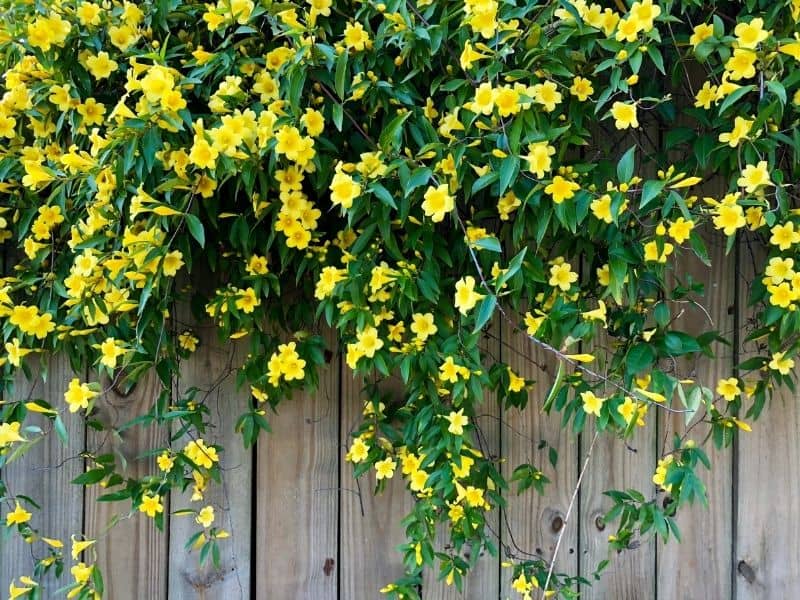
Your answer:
[0,0,799,597]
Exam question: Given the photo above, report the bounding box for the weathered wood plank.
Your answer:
[339,370,416,598]
[255,327,338,598]
[734,234,800,599]
[579,405,656,599]
[657,226,734,598]
[84,369,168,600]
[423,320,501,599]
[0,357,84,597]
[501,318,578,597]
[169,322,252,600]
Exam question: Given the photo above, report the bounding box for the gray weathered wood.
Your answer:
[169,320,252,600]
[0,356,84,597]
[255,327,338,598]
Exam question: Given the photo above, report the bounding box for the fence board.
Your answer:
[339,371,416,598]
[255,327,339,598]
[734,234,800,599]
[84,369,168,600]
[501,319,578,597]
[0,357,84,597]
[422,321,501,599]
[657,227,734,598]
[169,323,252,600]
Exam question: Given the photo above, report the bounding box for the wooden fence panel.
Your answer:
[657,227,734,598]
[339,371,416,598]
[255,327,339,598]
[501,319,578,598]
[734,235,800,599]
[84,369,168,600]
[0,357,84,597]
[169,324,252,599]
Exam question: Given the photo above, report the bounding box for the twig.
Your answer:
[541,430,599,598]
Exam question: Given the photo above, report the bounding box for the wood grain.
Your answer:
[255,326,338,599]
[169,319,252,600]
[734,233,800,599]
[84,368,168,600]
[501,318,578,598]
[0,357,84,597]
[339,368,416,598]
[656,225,734,598]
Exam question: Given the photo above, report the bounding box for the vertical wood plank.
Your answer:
[579,409,656,599]
[734,234,800,599]
[501,319,578,597]
[340,371,416,598]
[422,321,501,599]
[656,226,734,597]
[84,369,168,600]
[255,327,338,599]
[0,357,84,596]
[168,322,252,599]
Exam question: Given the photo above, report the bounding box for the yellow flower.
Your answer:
[196,505,215,528]
[690,23,714,48]
[348,437,370,463]
[590,194,614,223]
[178,331,199,352]
[770,222,800,250]
[544,175,579,204]
[667,217,694,243]
[85,51,118,80]
[356,326,384,358]
[421,184,455,222]
[0,422,25,447]
[445,409,469,435]
[618,397,641,425]
[643,240,674,263]
[375,457,397,480]
[581,300,607,326]
[157,451,174,473]
[454,276,484,315]
[734,17,770,49]
[737,161,771,194]
[71,562,93,585]
[6,502,32,526]
[508,367,525,392]
[63,378,98,413]
[98,337,126,369]
[525,142,556,178]
[139,493,164,518]
[713,204,746,236]
[716,377,741,401]
[569,76,594,101]
[70,536,96,560]
[718,116,753,147]
[769,351,795,375]
[765,257,794,283]
[329,171,361,211]
[725,49,757,80]
[343,22,371,51]
[610,102,639,129]
[581,391,605,417]
[459,40,488,70]
[235,287,261,314]
[532,81,562,112]
[548,262,577,291]
[694,81,718,109]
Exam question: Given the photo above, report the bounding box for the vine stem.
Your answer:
[541,430,600,598]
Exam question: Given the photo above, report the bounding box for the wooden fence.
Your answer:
[0,232,797,600]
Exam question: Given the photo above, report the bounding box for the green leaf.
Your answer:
[616,145,636,183]
[185,213,205,247]
[472,236,501,253]
[766,80,787,106]
[335,51,348,98]
[370,183,397,210]
[640,180,665,210]
[719,85,755,115]
[379,112,411,152]
[473,294,496,333]
[498,156,520,196]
